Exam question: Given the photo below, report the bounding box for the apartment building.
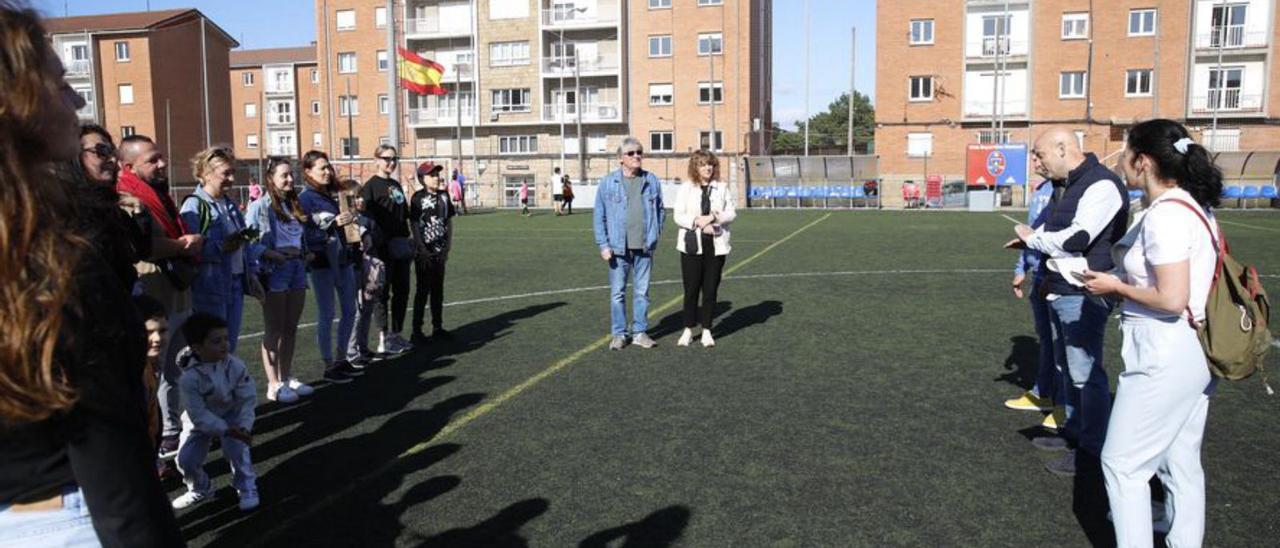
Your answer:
[46,9,238,183]
[313,0,770,207]
[875,0,1280,205]
[229,47,323,163]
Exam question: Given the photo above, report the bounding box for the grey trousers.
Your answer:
[156,309,191,439]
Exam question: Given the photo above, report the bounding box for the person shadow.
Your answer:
[578,505,692,547]
[649,300,782,341]
[995,335,1041,390]
[409,498,551,547]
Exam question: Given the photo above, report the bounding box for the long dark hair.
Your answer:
[301,149,335,194]
[1126,119,1223,208]
[265,157,305,221]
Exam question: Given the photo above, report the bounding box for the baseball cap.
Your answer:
[416,161,444,177]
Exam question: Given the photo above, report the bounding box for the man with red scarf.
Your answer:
[117,135,203,474]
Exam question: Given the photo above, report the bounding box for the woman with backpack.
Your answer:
[1078,119,1223,547]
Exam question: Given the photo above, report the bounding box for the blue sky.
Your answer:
[34,0,875,130]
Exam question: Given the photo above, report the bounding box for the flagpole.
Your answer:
[346,78,354,179]
[386,0,399,166]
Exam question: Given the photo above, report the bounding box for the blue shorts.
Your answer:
[266,257,308,293]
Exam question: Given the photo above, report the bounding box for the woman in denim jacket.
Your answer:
[181,146,262,355]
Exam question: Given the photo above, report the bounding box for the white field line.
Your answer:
[1000,214,1022,224]
[1218,220,1280,233]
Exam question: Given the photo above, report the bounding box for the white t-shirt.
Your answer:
[1120,187,1219,321]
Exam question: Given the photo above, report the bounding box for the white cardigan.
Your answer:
[673,181,737,256]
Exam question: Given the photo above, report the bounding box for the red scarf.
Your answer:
[117,170,187,239]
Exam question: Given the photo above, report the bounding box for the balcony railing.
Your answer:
[1191,90,1263,113]
[76,104,96,122]
[970,37,1028,58]
[267,114,295,125]
[407,107,475,127]
[1203,132,1241,152]
[541,55,619,75]
[541,8,619,28]
[268,145,298,157]
[963,100,1028,118]
[65,59,91,77]
[265,83,294,94]
[1196,25,1269,49]
[405,17,472,38]
[542,102,620,123]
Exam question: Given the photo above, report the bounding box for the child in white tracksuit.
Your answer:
[172,312,259,511]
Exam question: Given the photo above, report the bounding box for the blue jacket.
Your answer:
[593,168,665,254]
[180,187,250,302]
[1015,180,1055,278]
[245,193,305,272]
[298,187,352,269]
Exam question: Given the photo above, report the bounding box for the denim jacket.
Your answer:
[593,168,665,254]
[180,187,250,301]
[298,187,351,269]
[245,194,305,272]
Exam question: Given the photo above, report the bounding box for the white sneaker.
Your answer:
[677,329,693,347]
[700,330,716,348]
[238,489,259,511]
[267,382,299,403]
[286,377,314,397]
[172,490,211,509]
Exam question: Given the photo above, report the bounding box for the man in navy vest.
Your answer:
[1013,129,1128,478]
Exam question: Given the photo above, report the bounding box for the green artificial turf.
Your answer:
[177,208,1280,547]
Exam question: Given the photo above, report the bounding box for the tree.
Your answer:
[770,91,874,155]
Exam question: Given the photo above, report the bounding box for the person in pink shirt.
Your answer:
[519,180,530,217]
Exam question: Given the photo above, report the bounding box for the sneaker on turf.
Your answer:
[1045,449,1077,478]
[700,330,715,348]
[677,328,693,347]
[267,382,299,403]
[171,489,212,509]
[323,366,354,384]
[238,489,259,511]
[1031,436,1069,452]
[349,354,372,368]
[1041,406,1066,432]
[631,332,657,348]
[1004,390,1054,412]
[609,335,627,351]
[286,377,314,396]
[333,360,364,376]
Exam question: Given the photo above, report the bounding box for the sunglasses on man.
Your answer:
[623,150,644,157]
[81,143,116,160]
[379,155,400,163]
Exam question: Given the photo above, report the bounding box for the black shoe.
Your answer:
[323,366,354,384]
[1032,436,1069,452]
[333,360,364,377]
[1045,449,1077,477]
[411,331,431,345]
[432,328,453,341]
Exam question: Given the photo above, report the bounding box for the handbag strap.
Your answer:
[1157,198,1225,327]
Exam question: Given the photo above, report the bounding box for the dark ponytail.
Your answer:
[1125,119,1222,208]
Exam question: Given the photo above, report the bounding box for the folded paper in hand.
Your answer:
[1046,257,1089,287]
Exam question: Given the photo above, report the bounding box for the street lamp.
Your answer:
[555,6,589,178]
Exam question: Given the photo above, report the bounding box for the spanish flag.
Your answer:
[398,48,447,96]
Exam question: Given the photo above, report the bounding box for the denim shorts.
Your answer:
[0,485,100,547]
[266,257,308,293]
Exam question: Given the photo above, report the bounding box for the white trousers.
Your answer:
[176,413,257,495]
[1102,316,1216,548]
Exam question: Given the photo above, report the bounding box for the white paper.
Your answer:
[1046,257,1089,287]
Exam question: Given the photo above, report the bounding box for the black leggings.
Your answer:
[375,256,411,334]
[680,251,726,329]
[412,253,447,332]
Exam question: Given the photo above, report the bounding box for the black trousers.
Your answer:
[374,256,412,334]
[680,251,726,329]
[412,253,447,332]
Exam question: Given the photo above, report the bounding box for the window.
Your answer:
[121,126,136,138]
[649,0,671,8]
[379,136,390,147]
[491,88,531,113]
[1059,71,1086,98]
[910,19,933,45]
[489,0,528,19]
[340,137,359,158]
[698,81,724,104]
[650,131,674,152]
[649,35,672,57]
[498,135,538,154]
[379,94,389,114]
[311,69,319,84]
[698,33,724,55]
[564,133,608,154]
[313,132,322,147]
[336,9,356,31]
[311,100,321,115]
[339,95,358,116]
[377,50,389,71]
[242,72,255,86]
[1062,13,1088,39]
[489,41,530,66]
[699,131,724,151]
[698,0,723,5]
[908,76,933,101]
[982,15,1012,56]
[338,52,357,73]
[114,41,130,61]
[649,83,673,105]
[907,132,933,157]
[977,130,1011,145]
[1125,69,1152,96]
[1128,9,1155,36]
[244,103,257,118]
[1207,67,1244,109]
[247,134,259,149]
[1211,4,1248,48]
[268,101,293,124]
[118,84,134,105]
[375,7,387,28]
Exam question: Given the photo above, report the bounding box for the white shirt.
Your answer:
[1025,180,1124,259]
[1119,187,1218,321]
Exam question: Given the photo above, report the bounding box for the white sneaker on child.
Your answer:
[171,490,211,509]
[267,382,299,403]
[238,489,259,511]
[286,377,314,396]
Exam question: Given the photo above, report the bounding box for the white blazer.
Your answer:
[673,181,737,256]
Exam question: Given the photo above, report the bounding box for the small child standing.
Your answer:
[133,295,170,474]
[172,312,259,511]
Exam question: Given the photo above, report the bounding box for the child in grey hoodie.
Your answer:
[171,312,259,511]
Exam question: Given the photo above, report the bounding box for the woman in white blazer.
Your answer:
[673,150,737,347]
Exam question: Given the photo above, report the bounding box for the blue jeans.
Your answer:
[310,264,357,364]
[0,486,100,547]
[608,249,653,336]
[192,274,244,355]
[1048,294,1113,456]
[1029,277,1063,402]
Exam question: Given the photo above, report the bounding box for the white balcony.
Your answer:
[1191,90,1264,114]
[963,99,1028,118]
[65,59,92,77]
[265,83,294,95]
[1195,25,1269,50]
[76,103,96,122]
[967,37,1028,59]
[405,17,472,39]
[541,8,619,29]
[269,145,298,157]
[542,102,620,123]
[541,55,619,76]
[407,107,475,127]
[267,113,295,126]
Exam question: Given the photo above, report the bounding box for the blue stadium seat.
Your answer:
[1223,186,1243,198]
[1243,186,1261,199]
[1262,185,1278,199]
[852,186,866,198]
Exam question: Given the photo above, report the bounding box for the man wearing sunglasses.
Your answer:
[360,144,414,355]
[593,137,665,350]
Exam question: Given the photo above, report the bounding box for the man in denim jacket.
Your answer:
[593,137,665,350]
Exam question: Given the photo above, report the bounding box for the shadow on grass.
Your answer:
[409,498,551,547]
[1072,454,1116,548]
[579,505,692,548]
[715,300,783,340]
[996,335,1041,390]
[649,301,732,340]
